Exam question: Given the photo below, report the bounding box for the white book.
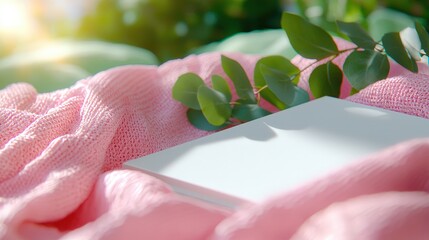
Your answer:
[124,97,429,209]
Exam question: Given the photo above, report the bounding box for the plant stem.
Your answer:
[255,85,268,94]
[298,47,357,73]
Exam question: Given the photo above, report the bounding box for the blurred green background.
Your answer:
[0,0,427,92]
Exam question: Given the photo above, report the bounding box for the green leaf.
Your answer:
[337,21,376,49]
[350,87,360,96]
[382,32,418,73]
[254,56,299,110]
[221,55,256,103]
[259,63,295,105]
[259,63,308,107]
[197,85,232,126]
[172,73,205,110]
[289,87,310,107]
[232,104,271,122]
[186,109,226,131]
[343,50,389,90]
[212,75,232,102]
[281,12,339,59]
[415,21,429,56]
[309,62,343,98]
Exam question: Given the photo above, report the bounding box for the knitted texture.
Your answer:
[347,73,429,118]
[1,39,429,239]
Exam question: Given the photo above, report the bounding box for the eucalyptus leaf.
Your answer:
[187,109,226,131]
[289,87,310,107]
[382,32,418,73]
[350,87,360,96]
[254,56,299,110]
[232,104,271,122]
[281,12,339,59]
[256,84,287,110]
[343,50,389,90]
[337,21,376,49]
[212,75,232,102]
[259,63,296,105]
[415,21,429,56]
[309,62,342,98]
[172,73,205,110]
[197,85,232,126]
[221,55,256,103]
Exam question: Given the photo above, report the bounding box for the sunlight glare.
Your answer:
[0,1,36,40]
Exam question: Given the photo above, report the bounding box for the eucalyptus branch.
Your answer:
[172,12,429,131]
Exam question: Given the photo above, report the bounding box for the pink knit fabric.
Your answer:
[1,39,429,239]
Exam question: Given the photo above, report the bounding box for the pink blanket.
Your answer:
[2,40,429,239]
